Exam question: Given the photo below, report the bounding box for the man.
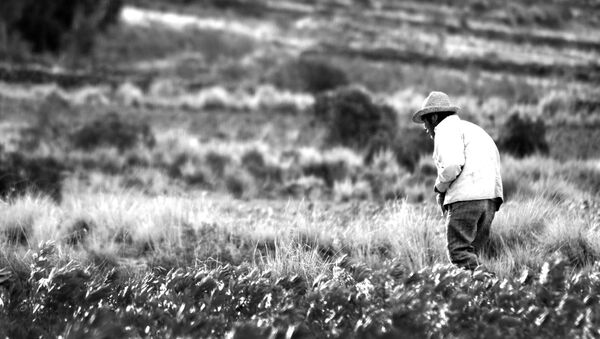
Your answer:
[412,91,503,270]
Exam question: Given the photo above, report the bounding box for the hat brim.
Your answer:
[412,106,460,123]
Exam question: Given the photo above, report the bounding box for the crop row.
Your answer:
[309,42,600,84]
[357,10,600,53]
[259,0,600,52]
[1,243,599,338]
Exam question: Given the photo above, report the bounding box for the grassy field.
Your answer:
[0,0,600,337]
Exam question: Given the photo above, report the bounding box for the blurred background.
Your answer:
[0,0,599,203]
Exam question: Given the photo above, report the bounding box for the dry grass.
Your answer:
[0,157,596,280]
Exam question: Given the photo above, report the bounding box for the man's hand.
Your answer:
[436,192,446,216]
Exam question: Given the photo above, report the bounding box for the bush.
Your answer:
[314,87,398,150]
[70,112,155,152]
[270,57,349,94]
[205,151,232,178]
[496,112,549,157]
[241,149,283,186]
[0,152,65,202]
[390,128,434,172]
[225,168,255,199]
[0,0,123,54]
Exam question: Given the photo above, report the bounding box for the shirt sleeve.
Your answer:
[433,124,465,193]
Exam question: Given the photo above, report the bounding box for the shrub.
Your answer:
[314,87,398,150]
[496,112,549,157]
[0,0,123,54]
[270,57,349,94]
[0,152,65,202]
[205,151,232,178]
[225,168,255,199]
[390,128,434,172]
[241,149,283,186]
[70,112,155,152]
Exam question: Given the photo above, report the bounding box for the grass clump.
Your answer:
[0,195,57,246]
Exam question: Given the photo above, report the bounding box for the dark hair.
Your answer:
[435,111,456,121]
[425,111,455,126]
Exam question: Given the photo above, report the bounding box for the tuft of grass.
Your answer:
[0,195,58,246]
[255,238,334,282]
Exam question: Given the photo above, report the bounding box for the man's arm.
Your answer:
[433,127,465,193]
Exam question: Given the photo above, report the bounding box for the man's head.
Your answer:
[412,91,460,138]
[421,111,455,138]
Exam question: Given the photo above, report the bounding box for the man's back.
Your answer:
[433,115,503,207]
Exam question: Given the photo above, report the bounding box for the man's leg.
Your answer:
[472,199,496,256]
[446,201,486,270]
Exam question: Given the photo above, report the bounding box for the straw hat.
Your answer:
[412,91,460,123]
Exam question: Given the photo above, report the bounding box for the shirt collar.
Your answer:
[434,114,460,133]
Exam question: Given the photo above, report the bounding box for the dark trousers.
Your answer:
[445,199,496,270]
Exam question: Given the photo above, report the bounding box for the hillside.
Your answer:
[0,0,599,337]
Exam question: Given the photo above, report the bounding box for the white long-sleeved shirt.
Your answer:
[433,115,503,208]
